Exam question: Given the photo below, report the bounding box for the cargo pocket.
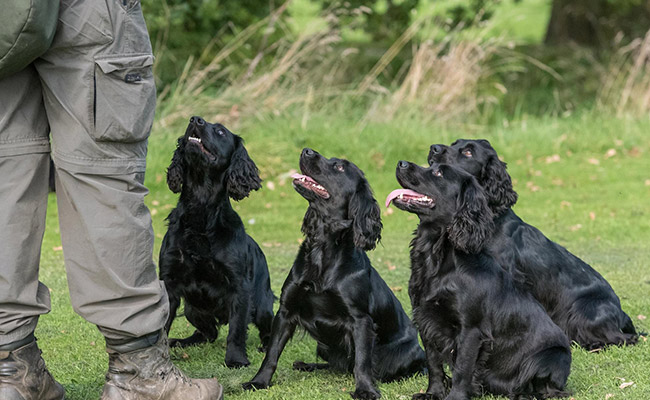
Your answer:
[93,54,156,143]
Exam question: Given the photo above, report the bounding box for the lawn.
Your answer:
[36,110,649,399]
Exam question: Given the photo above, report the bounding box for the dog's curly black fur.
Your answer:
[390,161,572,400]
[428,139,638,350]
[243,149,426,400]
[159,116,275,368]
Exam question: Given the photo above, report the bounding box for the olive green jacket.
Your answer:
[0,0,59,79]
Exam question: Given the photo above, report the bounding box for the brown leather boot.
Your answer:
[0,340,65,400]
[100,334,223,400]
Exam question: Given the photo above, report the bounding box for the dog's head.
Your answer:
[166,116,261,200]
[388,161,494,254]
[292,148,382,251]
[427,139,517,215]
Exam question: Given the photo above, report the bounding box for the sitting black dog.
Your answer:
[243,149,426,399]
[428,139,637,350]
[388,161,572,400]
[159,116,275,368]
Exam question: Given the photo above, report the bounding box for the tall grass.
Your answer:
[365,39,498,123]
[151,5,650,136]
[154,5,347,130]
[599,30,650,117]
[152,6,509,131]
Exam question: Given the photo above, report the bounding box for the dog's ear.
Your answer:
[349,180,382,251]
[301,206,319,238]
[480,155,518,214]
[226,136,262,201]
[167,137,186,193]
[448,178,494,253]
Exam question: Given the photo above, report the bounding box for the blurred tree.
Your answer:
[445,0,505,30]
[141,0,283,84]
[142,0,275,39]
[442,0,650,47]
[544,0,650,46]
[320,0,419,42]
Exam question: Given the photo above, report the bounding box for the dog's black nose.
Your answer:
[431,144,443,154]
[190,116,205,126]
[398,160,409,169]
[303,148,315,157]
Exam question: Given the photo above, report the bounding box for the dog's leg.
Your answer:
[292,361,330,372]
[412,339,448,400]
[445,327,482,400]
[293,342,331,372]
[164,290,180,335]
[170,305,218,348]
[225,290,252,368]
[254,304,274,352]
[242,307,297,390]
[349,315,381,400]
[169,330,209,348]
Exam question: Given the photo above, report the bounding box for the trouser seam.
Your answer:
[0,138,49,145]
[52,149,146,164]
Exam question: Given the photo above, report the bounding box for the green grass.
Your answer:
[36,110,650,399]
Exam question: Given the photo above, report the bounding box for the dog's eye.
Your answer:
[433,169,443,177]
[217,129,225,136]
[462,149,472,158]
[335,164,344,172]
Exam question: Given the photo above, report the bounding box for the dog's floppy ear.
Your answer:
[480,155,518,214]
[349,180,383,251]
[226,135,262,201]
[448,177,494,253]
[301,206,319,238]
[167,137,186,193]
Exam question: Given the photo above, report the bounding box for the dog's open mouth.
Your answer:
[188,135,215,160]
[385,189,435,208]
[291,173,330,199]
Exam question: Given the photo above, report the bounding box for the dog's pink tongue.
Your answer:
[291,173,314,182]
[385,189,424,208]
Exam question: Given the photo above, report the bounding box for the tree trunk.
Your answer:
[544,0,602,46]
[544,0,650,47]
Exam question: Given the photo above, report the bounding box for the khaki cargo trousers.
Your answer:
[0,0,168,345]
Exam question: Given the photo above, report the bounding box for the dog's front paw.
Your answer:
[412,394,437,400]
[225,347,250,368]
[293,361,316,372]
[225,357,250,369]
[412,387,446,400]
[350,388,381,399]
[444,390,469,400]
[242,380,268,391]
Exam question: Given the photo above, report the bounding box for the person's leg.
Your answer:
[0,65,65,400]
[53,168,167,340]
[36,0,166,346]
[34,1,221,398]
[0,66,51,347]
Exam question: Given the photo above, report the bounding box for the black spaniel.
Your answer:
[428,139,637,350]
[159,116,275,368]
[388,161,572,400]
[243,149,426,399]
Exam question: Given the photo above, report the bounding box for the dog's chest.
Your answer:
[286,283,352,334]
[177,261,234,319]
[180,229,214,256]
[176,227,229,265]
[174,234,236,292]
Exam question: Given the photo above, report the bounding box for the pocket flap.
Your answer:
[95,54,154,74]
